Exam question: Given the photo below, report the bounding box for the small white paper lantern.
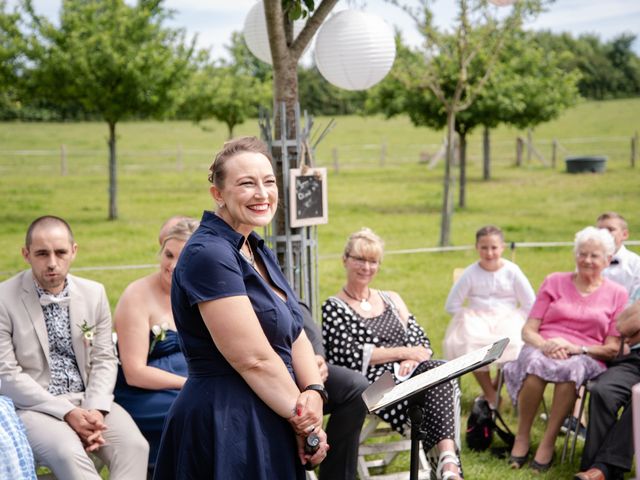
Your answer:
[488,0,516,6]
[243,1,304,65]
[314,10,396,91]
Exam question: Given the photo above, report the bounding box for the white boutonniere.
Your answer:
[78,320,96,347]
[149,322,170,354]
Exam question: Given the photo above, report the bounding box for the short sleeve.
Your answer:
[529,274,555,320]
[177,240,247,306]
[608,283,629,337]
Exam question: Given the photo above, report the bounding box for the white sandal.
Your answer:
[436,450,461,480]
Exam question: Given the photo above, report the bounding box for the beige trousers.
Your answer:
[19,396,149,480]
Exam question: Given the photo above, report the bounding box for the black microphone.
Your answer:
[304,432,320,471]
[304,432,320,455]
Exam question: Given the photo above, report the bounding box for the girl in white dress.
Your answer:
[443,225,535,407]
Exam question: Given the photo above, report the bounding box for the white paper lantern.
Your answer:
[314,10,396,91]
[488,0,516,6]
[243,1,304,65]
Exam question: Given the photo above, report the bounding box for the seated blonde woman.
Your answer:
[504,226,628,473]
[113,217,198,472]
[322,228,463,480]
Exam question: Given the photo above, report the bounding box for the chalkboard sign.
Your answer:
[289,167,328,227]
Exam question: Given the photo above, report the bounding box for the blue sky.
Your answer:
[10,0,640,59]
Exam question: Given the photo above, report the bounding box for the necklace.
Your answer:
[240,239,255,267]
[342,286,372,312]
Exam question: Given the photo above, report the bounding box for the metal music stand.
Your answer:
[362,338,510,480]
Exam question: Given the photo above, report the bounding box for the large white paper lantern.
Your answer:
[488,0,516,6]
[314,10,396,91]
[243,1,304,65]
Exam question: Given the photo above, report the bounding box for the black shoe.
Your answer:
[508,451,529,469]
[530,454,554,473]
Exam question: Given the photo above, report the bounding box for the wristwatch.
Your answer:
[304,384,329,404]
[581,345,589,355]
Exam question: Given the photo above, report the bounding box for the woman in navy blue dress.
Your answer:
[154,137,329,479]
[114,218,199,472]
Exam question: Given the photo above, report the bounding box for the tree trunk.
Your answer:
[270,59,299,245]
[440,108,456,247]
[458,132,467,208]
[261,0,337,312]
[107,121,117,220]
[483,125,490,180]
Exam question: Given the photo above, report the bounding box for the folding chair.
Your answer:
[561,339,626,464]
[560,380,591,464]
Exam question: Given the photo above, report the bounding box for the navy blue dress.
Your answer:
[114,330,187,469]
[153,212,305,480]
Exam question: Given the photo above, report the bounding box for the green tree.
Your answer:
[369,1,545,244]
[297,65,367,115]
[260,0,340,309]
[227,30,273,83]
[180,53,272,139]
[0,0,26,119]
[25,0,193,219]
[371,29,579,208]
[532,31,640,100]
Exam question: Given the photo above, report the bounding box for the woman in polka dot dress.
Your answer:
[322,228,463,480]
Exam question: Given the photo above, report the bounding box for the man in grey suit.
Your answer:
[0,215,148,479]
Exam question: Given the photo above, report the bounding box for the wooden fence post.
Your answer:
[380,141,387,167]
[176,144,183,171]
[516,137,524,167]
[60,144,67,176]
[552,139,558,169]
[632,131,638,168]
[482,126,490,180]
[527,129,533,164]
[332,147,339,173]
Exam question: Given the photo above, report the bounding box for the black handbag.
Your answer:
[465,397,515,451]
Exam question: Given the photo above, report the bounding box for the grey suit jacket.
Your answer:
[0,270,117,419]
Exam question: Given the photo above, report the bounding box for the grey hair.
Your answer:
[574,226,615,257]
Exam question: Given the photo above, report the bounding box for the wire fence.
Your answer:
[317,134,638,171]
[0,133,637,174]
[2,240,638,278]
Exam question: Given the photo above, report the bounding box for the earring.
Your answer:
[218,202,225,209]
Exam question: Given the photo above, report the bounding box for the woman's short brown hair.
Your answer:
[475,225,504,244]
[208,136,272,188]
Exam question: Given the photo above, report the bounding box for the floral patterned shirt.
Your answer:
[35,282,84,395]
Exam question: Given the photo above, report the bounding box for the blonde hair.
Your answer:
[343,228,385,263]
[161,218,199,251]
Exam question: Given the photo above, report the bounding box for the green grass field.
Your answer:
[1,97,639,479]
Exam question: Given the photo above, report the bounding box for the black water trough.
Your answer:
[565,155,607,173]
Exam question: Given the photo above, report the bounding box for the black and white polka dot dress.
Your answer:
[322,293,460,452]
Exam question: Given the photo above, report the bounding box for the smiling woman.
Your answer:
[504,226,628,474]
[322,227,464,480]
[153,137,329,480]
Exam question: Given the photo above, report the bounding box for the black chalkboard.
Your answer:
[289,168,328,227]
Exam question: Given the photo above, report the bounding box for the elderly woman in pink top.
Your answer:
[504,226,628,473]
